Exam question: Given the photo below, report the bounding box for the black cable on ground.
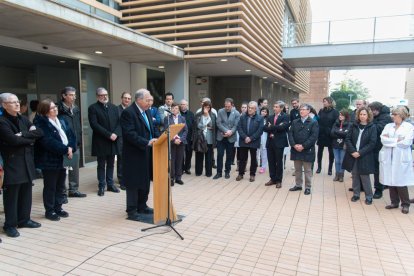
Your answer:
[63,227,172,275]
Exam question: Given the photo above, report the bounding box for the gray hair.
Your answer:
[248,101,258,109]
[300,103,311,110]
[180,99,188,104]
[96,87,107,95]
[135,88,150,101]
[275,100,285,109]
[0,92,16,103]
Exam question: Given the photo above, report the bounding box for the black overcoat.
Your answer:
[0,112,43,185]
[317,107,339,146]
[264,113,290,148]
[34,116,77,170]
[342,122,377,174]
[330,119,351,149]
[120,104,158,189]
[88,101,121,157]
[237,113,264,149]
[288,117,319,162]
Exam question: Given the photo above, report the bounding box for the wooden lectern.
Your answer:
[152,123,184,225]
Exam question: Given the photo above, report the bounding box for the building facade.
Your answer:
[0,0,311,164]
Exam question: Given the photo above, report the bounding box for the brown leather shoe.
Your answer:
[249,176,255,182]
[265,180,276,186]
[236,175,243,181]
[275,182,282,188]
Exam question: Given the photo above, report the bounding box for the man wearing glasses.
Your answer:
[88,88,122,196]
[57,87,87,199]
[288,104,319,195]
[0,93,43,238]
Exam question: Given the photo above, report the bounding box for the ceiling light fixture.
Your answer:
[273,81,278,84]
[59,60,66,63]
[158,65,165,69]
[245,69,251,72]
[220,59,228,62]
[94,50,103,54]
[262,77,268,79]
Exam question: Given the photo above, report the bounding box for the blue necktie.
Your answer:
[142,112,152,139]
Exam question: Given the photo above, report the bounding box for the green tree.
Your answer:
[330,76,370,110]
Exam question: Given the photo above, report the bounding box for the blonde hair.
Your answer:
[391,106,409,120]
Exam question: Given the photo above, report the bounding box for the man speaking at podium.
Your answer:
[120,89,158,221]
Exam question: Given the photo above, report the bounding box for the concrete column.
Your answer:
[111,60,131,105]
[130,63,147,94]
[165,60,189,102]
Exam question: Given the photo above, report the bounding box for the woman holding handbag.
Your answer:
[193,101,216,177]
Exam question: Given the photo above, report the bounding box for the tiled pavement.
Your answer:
[1,158,414,276]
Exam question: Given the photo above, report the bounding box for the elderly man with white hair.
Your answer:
[0,93,43,238]
[120,88,158,221]
[236,101,264,182]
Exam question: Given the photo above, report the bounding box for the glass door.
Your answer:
[79,64,110,164]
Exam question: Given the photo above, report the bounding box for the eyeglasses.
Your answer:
[98,94,108,97]
[50,106,58,110]
[122,97,131,100]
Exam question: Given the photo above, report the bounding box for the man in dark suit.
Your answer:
[120,89,158,221]
[179,99,194,175]
[88,87,121,196]
[164,102,188,185]
[0,93,43,238]
[116,92,132,190]
[264,101,290,188]
[214,98,240,179]
[236,101,264,182]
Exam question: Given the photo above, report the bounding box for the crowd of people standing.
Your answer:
[0,88,413,241]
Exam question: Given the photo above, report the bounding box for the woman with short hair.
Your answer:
[380,106,414,214]
[35,99,76,221]
[342,107,377,205]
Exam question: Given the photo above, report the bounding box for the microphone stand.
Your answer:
[142,110,184,240]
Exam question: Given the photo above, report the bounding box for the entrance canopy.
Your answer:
[0,0,184,63]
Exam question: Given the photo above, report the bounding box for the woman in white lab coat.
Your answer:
[379,106,414,214]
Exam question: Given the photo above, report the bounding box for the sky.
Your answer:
[309,0,413,105]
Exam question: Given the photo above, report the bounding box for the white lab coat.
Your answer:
[379,122,414,186]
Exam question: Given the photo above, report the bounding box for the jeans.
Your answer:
[216,139,235,174]
[333,148,345,174]
[97,155,115,189]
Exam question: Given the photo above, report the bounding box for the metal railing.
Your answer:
[283,14,414,47]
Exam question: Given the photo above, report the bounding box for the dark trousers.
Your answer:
[267,144,284,182]
[171,143,185,180]
[2,183,32,229]
[183,143,193,172]
[43,169,66,215]
[97,155,115,188]
[317,145,334,169]
[373,153,384,192]
[126,185,149,215]
[117,154,123,185]
[389,186,410,207]
[238,147,258,176]
[66,150,80,193]
[216,139,235,174]
[195,144,213,176]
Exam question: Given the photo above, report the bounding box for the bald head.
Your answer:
[180,99,189,112]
